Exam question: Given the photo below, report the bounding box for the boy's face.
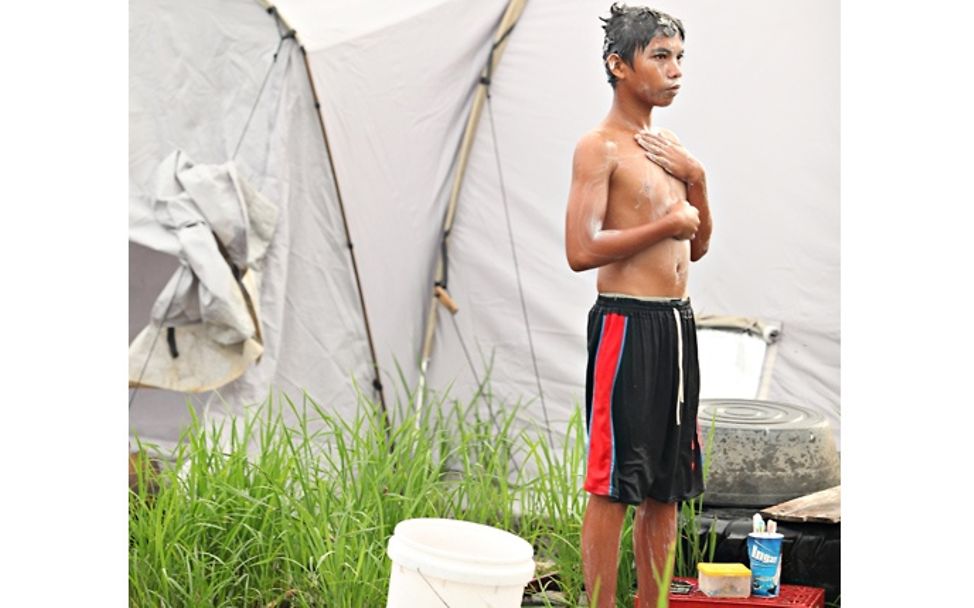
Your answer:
[610,33,684,107]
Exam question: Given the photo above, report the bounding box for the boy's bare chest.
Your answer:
[606,142,686,224]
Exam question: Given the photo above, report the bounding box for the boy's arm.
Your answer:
[565,132,697,272]
[635,128,713,261]
[685,171,711,262]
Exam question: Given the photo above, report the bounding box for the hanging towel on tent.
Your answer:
[129,150,278,393]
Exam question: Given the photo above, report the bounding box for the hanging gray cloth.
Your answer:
[129,150,278,392]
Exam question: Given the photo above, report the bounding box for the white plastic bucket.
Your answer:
[386,518,536,607]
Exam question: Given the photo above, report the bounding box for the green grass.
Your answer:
[130,387,724,607]
[675,413,718,578]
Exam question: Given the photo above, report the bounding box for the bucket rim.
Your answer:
[392,518,534,564]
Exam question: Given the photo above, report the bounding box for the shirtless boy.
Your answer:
[564,4,712,607]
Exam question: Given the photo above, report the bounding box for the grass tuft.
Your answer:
[131,387,723,607]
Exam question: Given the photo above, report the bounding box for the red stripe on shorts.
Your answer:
[584,312,626,496]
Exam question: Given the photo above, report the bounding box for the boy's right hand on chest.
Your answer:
[666,201,700,240]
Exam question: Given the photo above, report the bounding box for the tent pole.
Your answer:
[415,0,529,416]
[291,31,390,430]
[255,0,294,32]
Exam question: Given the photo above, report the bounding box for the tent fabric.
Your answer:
[290,0,513,400]
[130,0,840,448]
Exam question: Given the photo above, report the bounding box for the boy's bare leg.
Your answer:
[633,497,677,608]
[582,493,628,608]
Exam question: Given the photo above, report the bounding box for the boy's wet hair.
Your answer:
[601,3,685,88]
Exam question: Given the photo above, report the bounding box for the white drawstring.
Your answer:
[673,308,684,426]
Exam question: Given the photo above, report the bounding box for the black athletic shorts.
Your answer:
[583,294,705,505]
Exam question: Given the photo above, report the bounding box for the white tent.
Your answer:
[130,0,839,450]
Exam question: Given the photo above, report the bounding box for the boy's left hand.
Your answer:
[635,129,703,184]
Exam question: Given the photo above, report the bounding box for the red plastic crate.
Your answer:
[665,577,825,607]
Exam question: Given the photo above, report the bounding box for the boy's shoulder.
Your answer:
[573,127,621,161]
[576,126,611,147]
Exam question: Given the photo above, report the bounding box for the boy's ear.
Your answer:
[607,53,627,82]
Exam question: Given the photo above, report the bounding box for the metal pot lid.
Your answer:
[698,399,829,431]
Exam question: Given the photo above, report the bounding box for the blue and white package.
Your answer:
[747,532,783,597]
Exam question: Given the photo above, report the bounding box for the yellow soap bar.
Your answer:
[698,562,751,577]
[697,562,751,598]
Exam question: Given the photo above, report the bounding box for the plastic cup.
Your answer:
[746,532,783,597]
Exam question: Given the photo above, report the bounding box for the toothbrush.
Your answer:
[752,513,764,534]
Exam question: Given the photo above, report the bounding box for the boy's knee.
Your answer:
[637,496,677,517]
